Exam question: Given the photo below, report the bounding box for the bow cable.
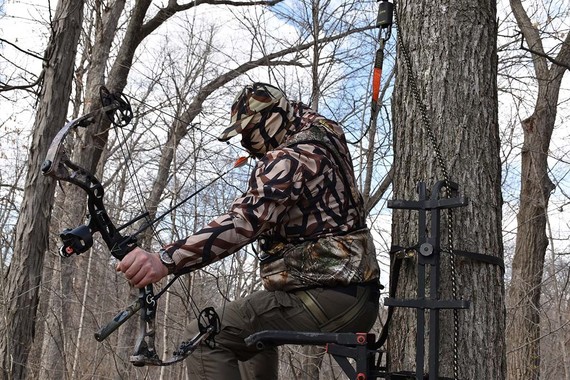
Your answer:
[110,97,253,363]
[45,85,249,366]
[110,115,249,297]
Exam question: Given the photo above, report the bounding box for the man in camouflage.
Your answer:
[117,82,380,379]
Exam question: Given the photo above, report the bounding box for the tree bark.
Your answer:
[389,1,505,378]
[0,0,84,378]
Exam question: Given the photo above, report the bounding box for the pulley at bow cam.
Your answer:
[99,86,133,127]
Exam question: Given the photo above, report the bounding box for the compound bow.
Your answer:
[41,86,221,366]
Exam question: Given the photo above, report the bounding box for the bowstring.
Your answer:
[110,95,250,344]
[172,161,252,339]
[113,123,205,323]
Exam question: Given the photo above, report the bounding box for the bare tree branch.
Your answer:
[517,32,570,71]
[0,38,46,61]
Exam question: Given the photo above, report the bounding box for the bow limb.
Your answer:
[41,97,139,259]
[44,152,138,258]
[94,282,221,366]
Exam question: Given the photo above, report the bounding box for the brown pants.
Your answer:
[186,284,379,380]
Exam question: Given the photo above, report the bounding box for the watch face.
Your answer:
[161,250,174,265]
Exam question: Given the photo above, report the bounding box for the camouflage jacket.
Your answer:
[167,105,380,291]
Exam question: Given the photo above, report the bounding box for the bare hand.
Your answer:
[116,247,169,288]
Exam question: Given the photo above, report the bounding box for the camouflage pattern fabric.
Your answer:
[166,90,380,291]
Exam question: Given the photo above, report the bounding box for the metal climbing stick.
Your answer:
[385,181,470,380]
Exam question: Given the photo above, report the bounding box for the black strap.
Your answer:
[296,284,377,332]
[373,248,405,350]
[372,245,504,351]
[447,249,505,272]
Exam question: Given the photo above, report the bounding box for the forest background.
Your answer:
[0,0,569,379]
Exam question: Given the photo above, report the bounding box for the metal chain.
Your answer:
[393,2,460,378]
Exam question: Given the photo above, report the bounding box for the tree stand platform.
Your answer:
[246,181,470,380]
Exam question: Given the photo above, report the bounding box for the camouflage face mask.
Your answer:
[239,107,292,157]
[218,83,294,151]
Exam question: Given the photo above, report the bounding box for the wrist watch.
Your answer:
[159,249,176,274]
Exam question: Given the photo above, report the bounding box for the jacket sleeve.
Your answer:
[167,148,310,273]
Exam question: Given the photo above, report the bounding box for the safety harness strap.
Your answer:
[295,290,328,325]
[296,285,375,333]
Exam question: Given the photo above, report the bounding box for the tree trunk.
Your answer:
[39,0,128,373]
[38,258,70,379]
[389,1,505,378]
[506,111,555,379]
[0,0,84,378]
[506,1,570,378]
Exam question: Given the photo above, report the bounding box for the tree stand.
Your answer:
[246,181,470,380]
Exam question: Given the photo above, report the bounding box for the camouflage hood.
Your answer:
[218,82,297,157]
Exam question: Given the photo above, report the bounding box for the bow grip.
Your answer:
[109,235,138,261]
